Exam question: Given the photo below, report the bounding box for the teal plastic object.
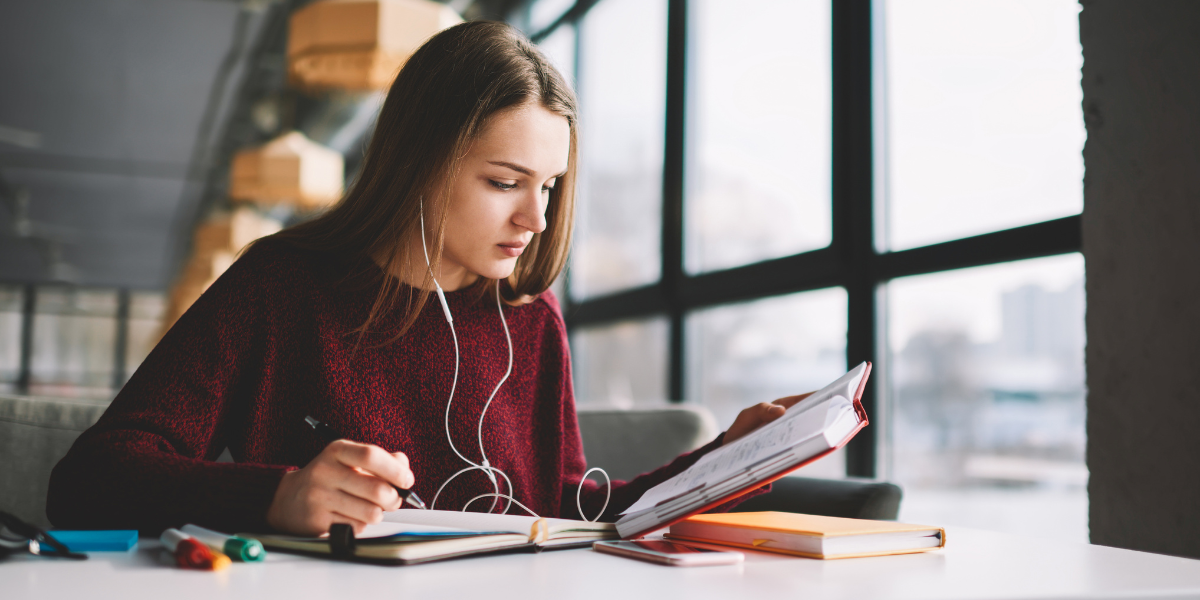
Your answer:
[47,530,138,552]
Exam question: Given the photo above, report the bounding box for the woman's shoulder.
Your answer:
[517,287,564,325]
[515,288,569,346]
[530,288,564,318]
[225,235,343,291]
[236,235,321,269]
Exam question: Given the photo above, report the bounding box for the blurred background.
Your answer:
[0,0,1087,542]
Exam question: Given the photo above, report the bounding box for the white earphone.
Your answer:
[417,198,610,521]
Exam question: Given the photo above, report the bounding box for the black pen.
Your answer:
[304,415,428,510]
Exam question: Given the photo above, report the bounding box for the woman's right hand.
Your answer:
[266,440,415,536]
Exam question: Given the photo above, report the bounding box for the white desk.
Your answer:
[7,527,1200,600]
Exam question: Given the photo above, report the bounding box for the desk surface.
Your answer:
[7,527,1200,600]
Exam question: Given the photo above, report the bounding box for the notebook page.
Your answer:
[359,521,476,538]
[383,509,539,536]
[621,395,854,515]
[383,509,614,539]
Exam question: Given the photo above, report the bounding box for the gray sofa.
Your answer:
[1,395,900,529]
[0,394,111,528]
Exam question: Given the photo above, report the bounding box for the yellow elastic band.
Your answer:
[528,519,549,544]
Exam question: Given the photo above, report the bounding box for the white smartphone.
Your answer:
[593,540,744,567]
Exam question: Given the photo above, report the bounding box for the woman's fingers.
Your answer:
[328,488,387,527]
[332,466,400,510]
[330,440,416,489]
[723,392,819,445]
[267,440,417,535]
[759,402,787,421]
[725,402,783,444]
[772,391,815,409]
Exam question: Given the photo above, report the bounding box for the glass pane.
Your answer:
[125,291,167,381]
[529,0,575,34]
[30,287,118,398]
[571,316,668,408]
[571,0,666,300]
[0,285,23,390]
[881,0,1084,251]
[686,0,831,273]
[687,288,847,478]
[886,254,1086,542]
[537,22,576,84]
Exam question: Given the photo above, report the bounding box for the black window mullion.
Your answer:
[833,0,877,478]
[566,218,1081,325]
[874,216,1082,281]
[16,283,35,394]
[662,0,688,402]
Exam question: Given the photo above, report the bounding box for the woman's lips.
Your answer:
[498,241,527,258]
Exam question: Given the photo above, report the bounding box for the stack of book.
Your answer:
[666,511,945,560]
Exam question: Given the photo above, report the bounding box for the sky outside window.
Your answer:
[687,287,848,479]
[572,316,669,408]
[881,0,1084,251]
[571,0,666,300]
[685,0,832,274]
[886,253,1087,542]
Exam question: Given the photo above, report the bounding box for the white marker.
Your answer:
[180,524,265,562]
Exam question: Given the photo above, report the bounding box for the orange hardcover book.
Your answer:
[666,511,945,560]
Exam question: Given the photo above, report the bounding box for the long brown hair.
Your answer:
[269,21,578,344]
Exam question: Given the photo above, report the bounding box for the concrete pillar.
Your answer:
[1081,0,1200,558]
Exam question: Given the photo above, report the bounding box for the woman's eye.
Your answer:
[541,184,554,193]
[490,180,517,191]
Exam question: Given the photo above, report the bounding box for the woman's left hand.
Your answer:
[723,392,815,445]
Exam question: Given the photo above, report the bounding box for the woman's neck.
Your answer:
[375,241,479,291]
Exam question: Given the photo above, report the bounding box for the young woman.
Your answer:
[47,21,800,536]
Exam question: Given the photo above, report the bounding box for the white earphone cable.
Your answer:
[475,281,514,511]
[418,198,610,519]
[576,467,611,523]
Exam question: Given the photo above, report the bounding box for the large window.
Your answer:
[570,0,667,299]
[886,255,1087,540]
[30,287,118,397]
[0,285,22,392]
[571,316,669,408]
[688,288,847,478]
[881,0,1084,250]
[125,291,167,378]
[685,0,831,273]
[0,285,166,399]
[531,0,1084,541]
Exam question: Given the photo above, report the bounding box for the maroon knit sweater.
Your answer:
[47,239,750,534]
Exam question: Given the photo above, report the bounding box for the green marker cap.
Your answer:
[223,537,266,562]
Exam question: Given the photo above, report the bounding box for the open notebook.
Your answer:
[616,362,871,539]
[241,510,616,565]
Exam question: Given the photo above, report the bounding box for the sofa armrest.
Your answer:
[0,394,109,528]
[576,405,719,482]
[729,475,903,520]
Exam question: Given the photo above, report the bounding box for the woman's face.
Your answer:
[429,103,570,290]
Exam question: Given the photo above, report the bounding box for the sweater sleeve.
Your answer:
[539,292,768,523]
[46,244,292,535]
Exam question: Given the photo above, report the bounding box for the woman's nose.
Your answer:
[515,190,548,233]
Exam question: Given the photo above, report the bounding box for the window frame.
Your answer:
[3,284,136,394]
[541,0,1081,477]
